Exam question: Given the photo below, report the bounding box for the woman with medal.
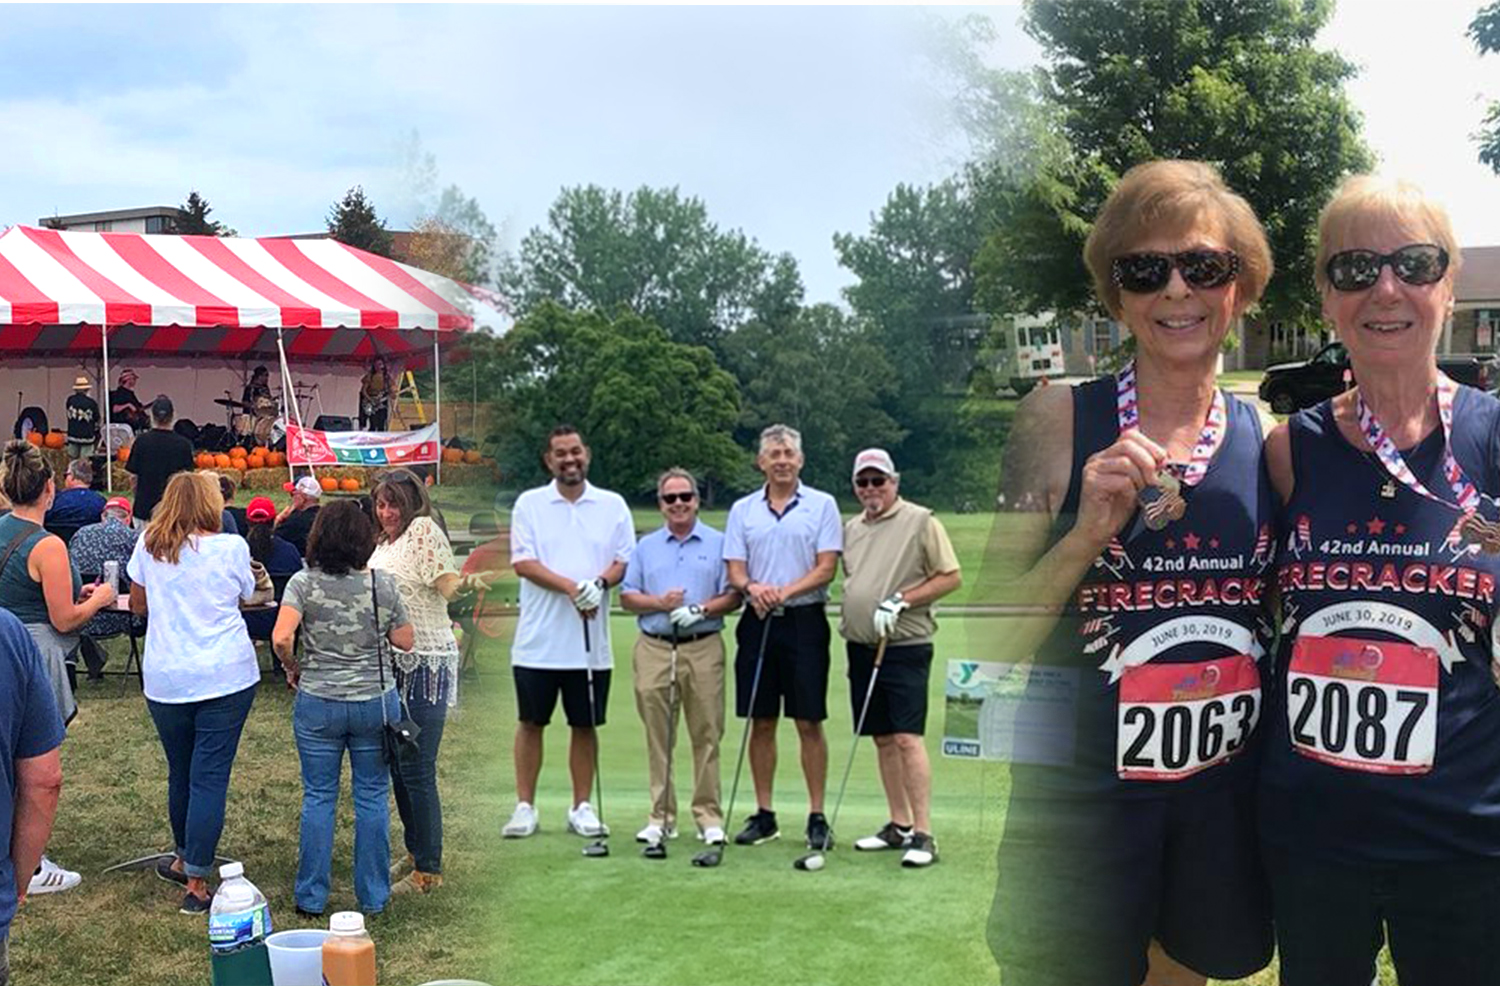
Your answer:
[1261,177,1500,985]
[988,160,1276,986]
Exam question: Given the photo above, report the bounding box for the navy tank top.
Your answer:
[1016,375,1278,799]
[1261,388,1500,862]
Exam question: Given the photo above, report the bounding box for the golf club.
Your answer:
[642,629,680,861]
[581,610,610,858]
[692,606,779,868]
[794,634,888,872]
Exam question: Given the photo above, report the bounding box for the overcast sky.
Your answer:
[0,3,1495,306]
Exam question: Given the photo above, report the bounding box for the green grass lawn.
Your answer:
[9,637,509,986]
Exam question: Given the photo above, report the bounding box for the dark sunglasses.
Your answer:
[1110,250,1241,293]
[1325,243,1448,292]
[854,475,889,489]
[660,491,696,505]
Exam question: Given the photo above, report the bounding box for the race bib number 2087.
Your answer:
[1116,654,1261,781]
[1286,636,1438,775]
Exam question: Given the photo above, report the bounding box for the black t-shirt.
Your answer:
[125,429,196,522]
[275,504,320,556]
[109,387,142,418]
[65,393,99,441]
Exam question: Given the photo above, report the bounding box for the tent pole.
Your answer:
[102,326,112,493]
[275,328,311,486]
[434,334,442,485]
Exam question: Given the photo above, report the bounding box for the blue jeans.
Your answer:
[293,690,398,914]
[146,685,257,878]
[390,692,447,874]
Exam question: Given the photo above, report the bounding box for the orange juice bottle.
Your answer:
[321,911,376,986]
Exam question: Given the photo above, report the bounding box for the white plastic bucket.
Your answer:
[266,929,331,986]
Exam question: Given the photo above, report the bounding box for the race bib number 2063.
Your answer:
[1116,654,1261,781]
[1286,636,1438,775]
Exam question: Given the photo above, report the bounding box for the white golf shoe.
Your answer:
[635,823,678,844]
[568,801,609,838]
[501,802,539,838]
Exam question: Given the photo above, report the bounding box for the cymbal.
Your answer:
[213,398,246,408]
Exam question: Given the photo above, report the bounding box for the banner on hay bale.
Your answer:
[286,423,441,468]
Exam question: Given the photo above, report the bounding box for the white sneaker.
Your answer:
[28,856,81,895]
[501,802,538,839]
[700,826,726,846]
[567,801,608,837]
[635,823,678,844]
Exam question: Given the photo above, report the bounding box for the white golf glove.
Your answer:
[669,604,706,629]
[872,592,909,638]
[574,577,606,612]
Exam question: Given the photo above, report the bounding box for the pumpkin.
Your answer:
[319,476,339,493]
[230,458,248,474]
[462,449,481,464]
[246,454,266,470]
[266,451,286,468]
[117,446,131,462]
[441,447,463,464]
[196,453,216,469]
[44,431,66,449]
[339,477,361,492]
[25,432,42,447]
[213,453,232,469]
[228,446,247,459]
[251,446,270,458]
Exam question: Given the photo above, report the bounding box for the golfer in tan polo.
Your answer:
[619,467,742,847]
[841,448,961,867]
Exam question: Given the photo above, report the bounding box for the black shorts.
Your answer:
[990,781,1272,986]
[734,604,830,722]
[514,667,612,728]
[846,641,932,735]
[1265,845,1500,986]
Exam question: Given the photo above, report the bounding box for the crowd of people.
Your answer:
[499,423,963,870]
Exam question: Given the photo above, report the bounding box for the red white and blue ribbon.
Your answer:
[1116,361,1227,488]
[1356,374,1479,513]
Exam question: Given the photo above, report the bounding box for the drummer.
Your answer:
[241,366,272,409]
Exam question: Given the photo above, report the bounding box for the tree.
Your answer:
[1472,2,1500,171]
[326,186,394,258]
[502,185,803,354]
[485,303,748,498]
[721,304,904,495]
[168,190,235,237]
[972,0,1373,324]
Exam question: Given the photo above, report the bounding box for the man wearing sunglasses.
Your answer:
[840,449,961,868]
[619,468,741,848]
[724,423,843,849]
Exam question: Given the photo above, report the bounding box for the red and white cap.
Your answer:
[284,476,323,498]
[851,448,897,480]
[103,496,132,520]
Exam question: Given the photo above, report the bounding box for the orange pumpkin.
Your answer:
[339,477,361,492]
[213,453,232,468]
[196,453,216,469]
[25,432,42,447]
[117,446,132,462]
[462,449,481,464]
[266,452,286,468]
[246,454,266,470]
[230,459,248,474]
[441,448,463,463]
[44,431,66,449]
[227,446,246,459]
[251,446,270,458]
[319,476,339,492]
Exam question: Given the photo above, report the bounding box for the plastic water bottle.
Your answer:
[208,862,273,986]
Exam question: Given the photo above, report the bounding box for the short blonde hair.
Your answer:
[1315,174,1461,292]
[1084,160,1273,318]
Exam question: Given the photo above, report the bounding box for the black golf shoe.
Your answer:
[734,809,780,846]
[901,831,938,868]
[854,821,913,852]
[806,812,833,850]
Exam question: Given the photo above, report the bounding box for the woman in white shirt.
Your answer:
[127,471,259,914]
[369,469,486,895]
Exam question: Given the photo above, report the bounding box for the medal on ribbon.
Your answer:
[1117,361,1226,531]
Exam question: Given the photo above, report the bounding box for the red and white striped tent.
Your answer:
[0,224,503,487]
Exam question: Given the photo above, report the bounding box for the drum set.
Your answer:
[212,381,319,449]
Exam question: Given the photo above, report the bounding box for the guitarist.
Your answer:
[108,369,148,433]
[358,358,397,432]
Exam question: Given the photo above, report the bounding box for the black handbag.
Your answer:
[371,571,421,763]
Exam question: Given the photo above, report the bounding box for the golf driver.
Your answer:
[692,606,779,868]
[642,629,680,861]
[794,634,888,872]
[581,610,610,858]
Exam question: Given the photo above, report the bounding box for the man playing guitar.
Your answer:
[109,369,148,432]
[359,357,398,432]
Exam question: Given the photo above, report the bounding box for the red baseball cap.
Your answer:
[104,496,132,520]
[246,496,277,523]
